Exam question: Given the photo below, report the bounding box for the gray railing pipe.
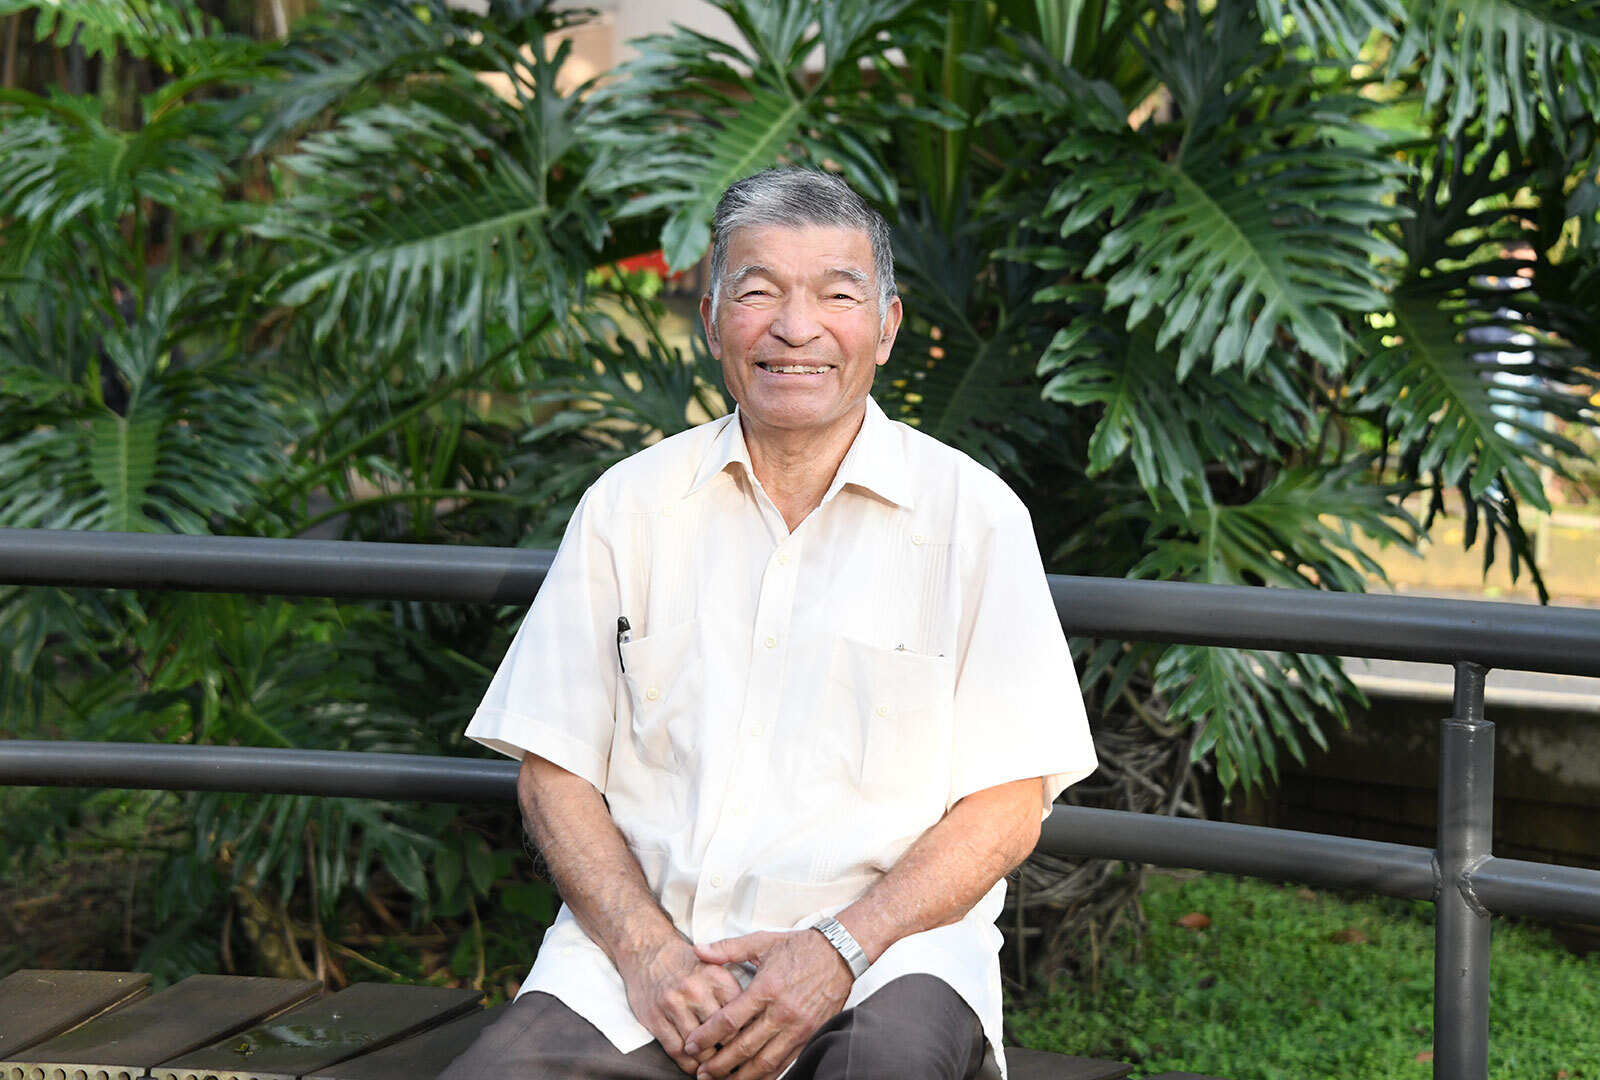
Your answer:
[19,741,1600,926]
[5,528,1600,676]
[0,740,519,804]
[1433,663,1494,1080]
[0,527,553,605]
[1470,857,1600,925]
[1039,805,1436,900]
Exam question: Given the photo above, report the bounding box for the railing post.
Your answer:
[1434,661,1493,1080]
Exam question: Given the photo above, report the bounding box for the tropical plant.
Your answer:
[3,0,1599,992]
[0,0,672,987]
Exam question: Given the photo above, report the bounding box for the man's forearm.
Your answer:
[835,777,1044,963]
[521,754,743,1073]
[517,753,681,967]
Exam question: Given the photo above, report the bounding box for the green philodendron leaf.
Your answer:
[0,91,234,251]
[879,213,1064,473]
[11,0,218,69]
[1393,0,1600,149]
[1039,312,1312,511]
[1254,0,1405,55]
[1155,644,1358,790]
[1128,464,1417,592]
[88,410,163,533]
[1106,464,1412,792]
[1357,291,1555,507]
[589,0,921,272]
[657,87,806,273]
[1032,0,1405,376]
[1356,131,1598,517]
[258,33,613,362]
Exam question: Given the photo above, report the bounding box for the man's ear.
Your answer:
[875,296,903,366]
[699,293,720,357]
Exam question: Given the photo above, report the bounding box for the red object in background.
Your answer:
[615,250,677,279]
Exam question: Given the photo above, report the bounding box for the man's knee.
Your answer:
[795,974,985,1080]
[436,992,554,1080]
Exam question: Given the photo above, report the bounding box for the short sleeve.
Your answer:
[464,490,619,790]
[948,511,1097,813]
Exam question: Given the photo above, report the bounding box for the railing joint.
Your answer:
[1457,854,1492,918]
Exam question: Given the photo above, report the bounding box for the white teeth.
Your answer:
[765,365,829,374]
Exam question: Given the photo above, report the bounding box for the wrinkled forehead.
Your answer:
[719,223,877,285]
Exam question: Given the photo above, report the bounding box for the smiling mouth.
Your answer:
[756,363,833,375]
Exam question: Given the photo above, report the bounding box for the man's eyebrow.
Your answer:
[726,264,776,291]
[822,267,871,290]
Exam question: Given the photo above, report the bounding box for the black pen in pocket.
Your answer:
[616,616,632,672]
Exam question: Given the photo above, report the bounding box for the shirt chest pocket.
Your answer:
[824,637,955,806]
[619,619,704,774]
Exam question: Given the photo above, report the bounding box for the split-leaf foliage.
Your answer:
[1,0,1596,980]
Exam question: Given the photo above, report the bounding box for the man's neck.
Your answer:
[741,405,868,533]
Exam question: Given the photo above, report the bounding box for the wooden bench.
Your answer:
[0,969,1189,1080]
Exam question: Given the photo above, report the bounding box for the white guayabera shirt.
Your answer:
[467,397,1097,1077]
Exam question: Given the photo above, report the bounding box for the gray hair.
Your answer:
[707,168,897,325]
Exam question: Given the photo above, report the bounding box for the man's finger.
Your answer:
[641,1010,698,1074]
[682,988,763,1057]
[705,963,743,1006]
[662,998,702,1042]
[694,931,772,967]
[693,1011,782,1080]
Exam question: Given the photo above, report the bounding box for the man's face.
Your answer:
[701,224,902,439]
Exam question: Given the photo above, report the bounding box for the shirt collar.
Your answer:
[683,397,915,511]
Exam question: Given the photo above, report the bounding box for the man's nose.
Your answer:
[768,295,822,347]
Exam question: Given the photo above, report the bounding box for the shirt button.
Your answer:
[911,533,925,546]
[645,687,661,702]
[750,724,764,737]
[662,504,674,517]
[764,635,777,649]
[733,802,748,816]
[710,874,725,888]
[561,946,574,956]
[777,551,790,565]
[875,704,889,718]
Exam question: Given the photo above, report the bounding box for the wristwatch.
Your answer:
[811,914,870,979]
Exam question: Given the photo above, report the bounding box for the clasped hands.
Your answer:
[622,926,856,1079]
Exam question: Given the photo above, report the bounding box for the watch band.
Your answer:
[811,914,869,979]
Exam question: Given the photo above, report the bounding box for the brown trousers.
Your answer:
[436,973,993,1080]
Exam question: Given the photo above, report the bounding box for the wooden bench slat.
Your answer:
[2,975,320,1080]
[302,1004,501,1080]
[152,982,482,1080]
[1005,1046,1136,1080]
[0,970,151,1060]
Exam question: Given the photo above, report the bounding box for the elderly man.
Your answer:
[440,168,1096,1080]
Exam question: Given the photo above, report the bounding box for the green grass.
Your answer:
[1008,873,1600,1080]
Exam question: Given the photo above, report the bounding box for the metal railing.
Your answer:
[5,525,1600,1080]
